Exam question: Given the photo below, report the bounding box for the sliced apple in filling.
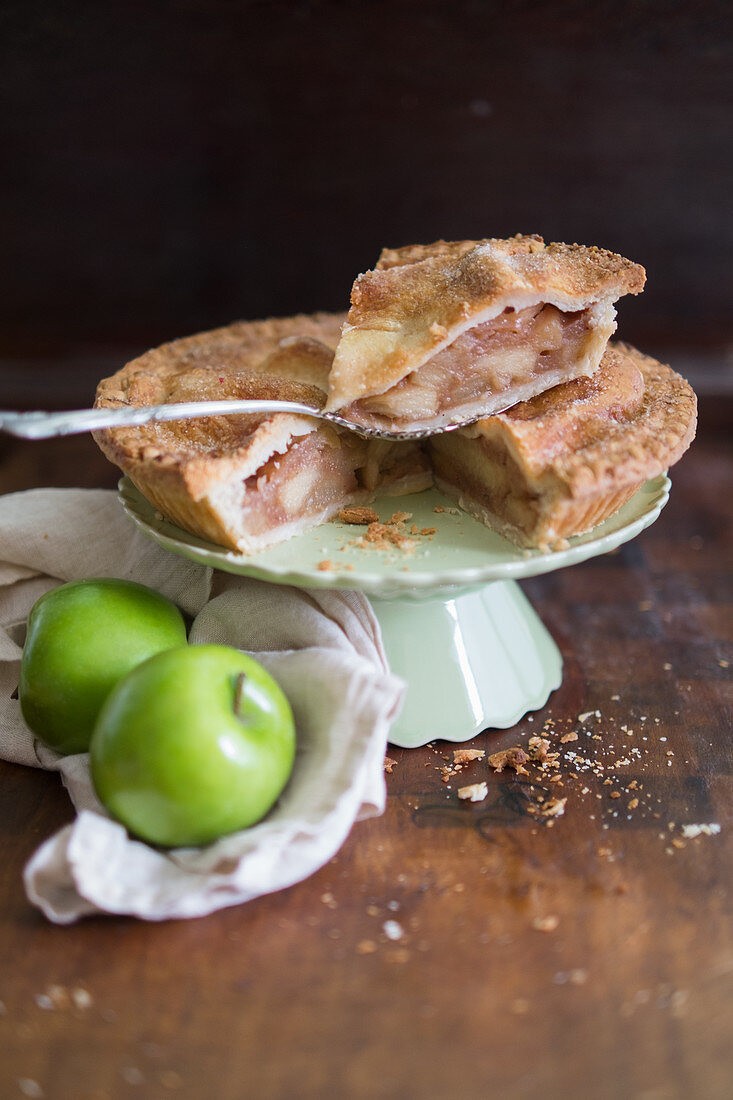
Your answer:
[92,314,432,554]
[428,342,697,551]
[326,236,646,432]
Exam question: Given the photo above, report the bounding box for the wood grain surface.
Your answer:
[0,403,730,1100]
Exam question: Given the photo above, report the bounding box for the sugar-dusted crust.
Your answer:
[93,311,435,552]
[93,313,355,550]
[430,342,696,550]
[326,235,645,413]
[95,314,345,474]
[93,306,694,557]
[482,342,697,498]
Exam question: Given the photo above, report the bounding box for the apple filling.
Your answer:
[344,304,603,426]
[235,430,434,538]
[429,431,542,543]
[356,439,432,493]
[233,430,368,539]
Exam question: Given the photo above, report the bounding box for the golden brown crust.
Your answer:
[430,342,697,549]
[326,236,645,410]
[92,310,436,553]
[94,313,346,503]
[482,342,697,498]
[92,305,694,557]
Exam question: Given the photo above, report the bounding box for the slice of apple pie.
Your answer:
[428,342,697,551]
[93,313,431,553]
[326,235,646,432]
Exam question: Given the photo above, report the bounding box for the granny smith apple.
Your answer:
[90,645,296,847]
[19,578,187,755]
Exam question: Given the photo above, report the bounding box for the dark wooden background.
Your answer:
[1,0,732,407]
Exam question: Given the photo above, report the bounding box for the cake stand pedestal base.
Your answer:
[370,580,562,748]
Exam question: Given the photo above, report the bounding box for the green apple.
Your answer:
[19,578,187,755]
[90,645,296,847]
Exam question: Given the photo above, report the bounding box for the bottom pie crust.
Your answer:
[433,478,640,552]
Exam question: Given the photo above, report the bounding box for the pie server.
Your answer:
[0,400,472,442]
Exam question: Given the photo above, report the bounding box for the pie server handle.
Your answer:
[0,400,340,440]
[0,401,472,441]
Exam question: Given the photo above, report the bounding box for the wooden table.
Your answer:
[1,401,730,1100]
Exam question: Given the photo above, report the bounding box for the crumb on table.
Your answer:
[488,747,530,775]
[453,748,485,764]
[458,781,488,802]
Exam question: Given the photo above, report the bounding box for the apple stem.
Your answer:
[233,672,247,719]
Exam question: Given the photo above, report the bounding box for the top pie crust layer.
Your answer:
[326,235,646,422]
[428,341,697,549]
[93,312,432,551]
[92,303,693,555]
[469,341,697,497]
[95,312,345,501]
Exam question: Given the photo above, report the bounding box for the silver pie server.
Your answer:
[0,400,471,442]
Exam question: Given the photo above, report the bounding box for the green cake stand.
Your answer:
[119,476,670,748]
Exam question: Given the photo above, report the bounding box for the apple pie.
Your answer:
[93,313,431,553]
[93,237,695,557]
[429,342,697,550]
[326,235,646,432]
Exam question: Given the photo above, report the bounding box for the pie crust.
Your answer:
[93,313,431,553]
[429,342,697,550]
[326,235,646,431]
[93,287,695,556]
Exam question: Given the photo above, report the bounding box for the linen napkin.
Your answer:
[0,489,404,923]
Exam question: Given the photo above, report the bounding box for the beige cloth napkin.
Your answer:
[0,489,404,923]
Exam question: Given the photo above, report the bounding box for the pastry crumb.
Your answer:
[362,522,418,553]
[531,914,559,933]
[390,532,418,552]
[528,736,554,763]
[458,781,488,802]
[680,823,721,839]
[539,796,567,818]
[383,756,398,773]
[338,506,379,525]
[317,559,335,571]
[453,748,485,764]
[488,747,529,775]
